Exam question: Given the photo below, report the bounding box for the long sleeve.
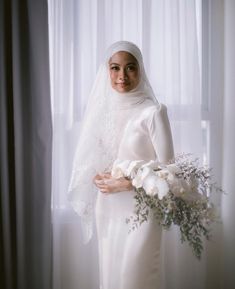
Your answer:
[147,104,174,163]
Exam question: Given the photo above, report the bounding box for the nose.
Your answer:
[119,68,128,81]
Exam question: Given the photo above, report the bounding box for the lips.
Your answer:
[116,82,129,86]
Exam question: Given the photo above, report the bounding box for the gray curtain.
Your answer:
[0,1,52,289]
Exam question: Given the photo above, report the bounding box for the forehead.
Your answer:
[109,51,138,64]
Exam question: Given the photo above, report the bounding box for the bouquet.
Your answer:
[111,154,221,259]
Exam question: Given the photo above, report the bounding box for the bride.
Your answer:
[68,41,174,289]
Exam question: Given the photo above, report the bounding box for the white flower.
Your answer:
[170,176,204,202]
[111,167,125,179]
[142,174,159,196]
[156,178,170,199]
[155,164,181,183]
[170,178,189,197]
[126,160,146,178]
[156,169,170,180]
[143,175,169,199]
[111,159,131,178]
[188,176,199,193]
[166,164,182,175]
[132,166,152,188]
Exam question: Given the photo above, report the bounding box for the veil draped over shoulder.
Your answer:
[67,41,159,243]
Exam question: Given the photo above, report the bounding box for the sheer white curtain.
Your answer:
[48,1,206,288]
[222,0,235,288]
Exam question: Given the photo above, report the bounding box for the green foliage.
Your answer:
[126,154,220,259]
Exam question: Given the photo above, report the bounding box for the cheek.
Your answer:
[131,71,140,85]
[109,71,117,84]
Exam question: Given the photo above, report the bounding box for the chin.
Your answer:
[115,86,132,93]
[118,88,130,93]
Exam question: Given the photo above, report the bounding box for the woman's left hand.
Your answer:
[93,173,133,194]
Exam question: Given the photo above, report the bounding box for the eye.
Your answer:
[110,65,120,71]
[126,65,137,71]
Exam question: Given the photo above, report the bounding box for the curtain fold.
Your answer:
[0,2,17,288]
[0,1,52,289]
[222,1,235,288]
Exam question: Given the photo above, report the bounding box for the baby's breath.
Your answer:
[125,154,221,259]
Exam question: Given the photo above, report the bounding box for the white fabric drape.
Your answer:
[48,1,206,289]
[222,0,235,288]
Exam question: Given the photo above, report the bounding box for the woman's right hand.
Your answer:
[93,173,133,194]
[93,173,111,184]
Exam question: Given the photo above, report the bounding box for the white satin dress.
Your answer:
[95,103,174,289]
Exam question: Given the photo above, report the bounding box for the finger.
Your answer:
[93,177,99,183]
[95,179,105,185]
[94,182,104,188]
[96,184,108,189]
[100,173,112,178]
[100,189,109,193]
[94,174,103,180]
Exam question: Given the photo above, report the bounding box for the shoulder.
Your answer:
[142,103,168,119]
[142,103,170,131]
[130,102,169,128]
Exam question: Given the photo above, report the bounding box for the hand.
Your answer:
[93,173,133,194]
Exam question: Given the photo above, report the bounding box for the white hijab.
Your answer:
[68,41,159,243]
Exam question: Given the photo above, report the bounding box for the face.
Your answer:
[109,51,140,93]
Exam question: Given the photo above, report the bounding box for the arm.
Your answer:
[94,104,174,193]
[148,104,174,163]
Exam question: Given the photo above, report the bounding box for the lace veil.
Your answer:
[67,41,159,243]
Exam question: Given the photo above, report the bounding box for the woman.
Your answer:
[68,41,174,289]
